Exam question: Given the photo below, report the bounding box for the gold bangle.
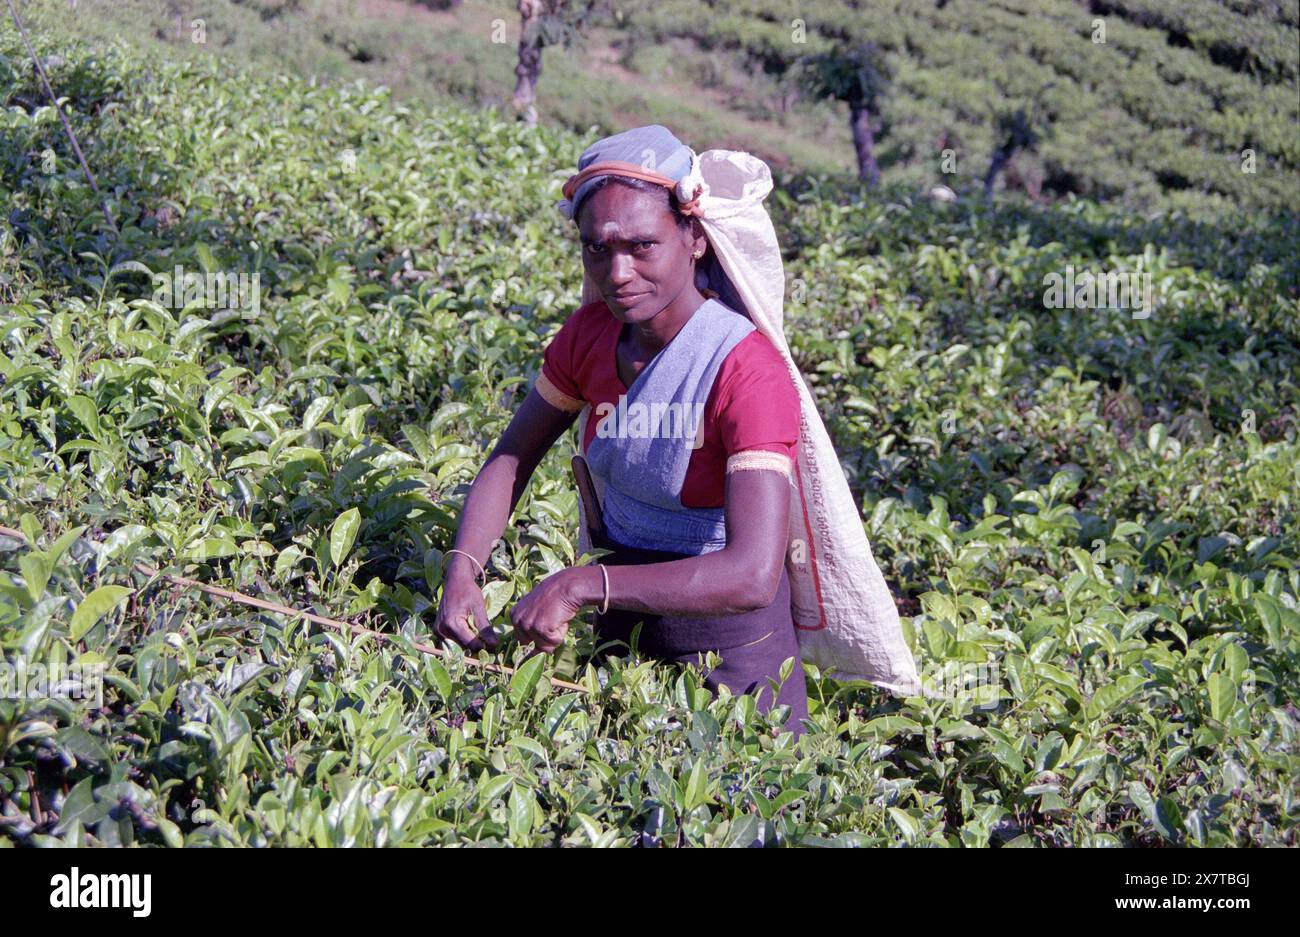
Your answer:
[597,563,610,615]
[444,548,485,586]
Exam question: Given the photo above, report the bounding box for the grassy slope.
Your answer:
[25,0,1300,216]
[0,14,1297,846]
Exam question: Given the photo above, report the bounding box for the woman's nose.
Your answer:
[608,252,635,284]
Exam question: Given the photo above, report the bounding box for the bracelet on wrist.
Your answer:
[444,548,486,586]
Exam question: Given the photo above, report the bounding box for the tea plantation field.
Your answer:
[1,23,1297,846]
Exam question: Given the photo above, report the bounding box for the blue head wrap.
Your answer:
[558,124,702,223]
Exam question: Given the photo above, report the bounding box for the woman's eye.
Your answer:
[584,242,652,255]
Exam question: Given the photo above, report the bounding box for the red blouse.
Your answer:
[534,299,801,508]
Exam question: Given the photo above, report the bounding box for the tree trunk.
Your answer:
[849,100,880,187]
[984,147,1011,198]
[512,0,544,127]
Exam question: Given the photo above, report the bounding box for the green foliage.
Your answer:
[0,19,1296,847]
[797,42,891,108]
[26,0,1300,215]
[524,0,609,52]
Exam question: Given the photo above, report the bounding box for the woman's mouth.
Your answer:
[611,290,648,304]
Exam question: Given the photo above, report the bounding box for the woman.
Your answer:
[433,125,809,738]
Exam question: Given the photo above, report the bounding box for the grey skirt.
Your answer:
[587,531,810,739]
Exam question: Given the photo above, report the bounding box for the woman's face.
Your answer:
[577,184,703,323]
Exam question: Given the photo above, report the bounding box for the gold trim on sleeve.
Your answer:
[535,372,584,412]
[725,450,793,477]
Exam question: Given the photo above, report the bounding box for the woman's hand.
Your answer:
[510,567,597,654]
[432,386,580,653]
[434,567,501,652]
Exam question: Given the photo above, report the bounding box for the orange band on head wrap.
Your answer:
[563,160,705,218]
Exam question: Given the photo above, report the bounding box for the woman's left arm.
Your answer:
[510,467,790,652]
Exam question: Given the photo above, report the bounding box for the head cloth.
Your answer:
[558,124,705,222]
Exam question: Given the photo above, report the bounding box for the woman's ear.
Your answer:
[690,218,707,258]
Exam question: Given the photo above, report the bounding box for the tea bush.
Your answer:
[0,23,1296,846]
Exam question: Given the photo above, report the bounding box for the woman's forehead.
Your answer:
[582,220,659,242]
[578,194,674,240]
[580,184,667,221]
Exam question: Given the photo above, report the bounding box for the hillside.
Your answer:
[632,0,1300,214]
[0,15,1297,846]
[23,0,1300,217]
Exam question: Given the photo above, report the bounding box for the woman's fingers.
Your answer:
[435,610,480,650]
[434,583,502,652]
[472,600,500,650]
[520,624,564,657]
[509,587,571,654]
[530,620,566,654]
[436,595,493,651]
[511,613,552,654]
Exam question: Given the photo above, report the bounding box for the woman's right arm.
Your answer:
[434,386,579,650]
